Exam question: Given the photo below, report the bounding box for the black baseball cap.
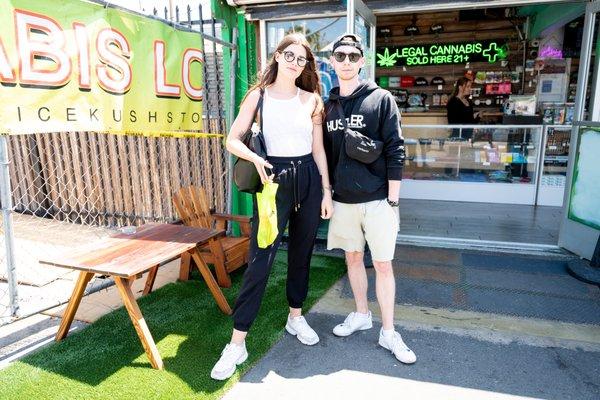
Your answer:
[431,76,446,85]
[415,77,428,86]
[332,33,364,55]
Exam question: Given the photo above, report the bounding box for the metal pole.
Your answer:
[562,3,596,211]
[0,135,18,317]
[457,127,462,177]
[346,0,355,33]
[520,17,529,95]
[588,12,600,121]
[534,125,547,206]
[573,8,595,123]
[211,17,225,136]
[227,27,238,216]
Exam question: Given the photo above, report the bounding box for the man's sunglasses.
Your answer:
[281,50,308,67]
[333,51,362,63]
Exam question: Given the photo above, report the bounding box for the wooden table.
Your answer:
[40,223,232,370]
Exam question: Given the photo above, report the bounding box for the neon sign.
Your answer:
[539,46,563,59]
[376,41,508,67]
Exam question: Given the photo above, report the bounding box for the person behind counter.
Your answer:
[447,77,481,139]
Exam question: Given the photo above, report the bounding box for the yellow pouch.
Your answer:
[256,182,279,248]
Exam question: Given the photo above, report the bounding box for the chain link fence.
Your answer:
[0,4,234,325]
[0,211,13,325]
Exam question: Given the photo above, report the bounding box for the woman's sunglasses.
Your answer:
[280,50,308,67]
[333,51,362,63]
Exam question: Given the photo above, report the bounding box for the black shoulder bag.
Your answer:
[334,101,383,164]
[233,89,268,194]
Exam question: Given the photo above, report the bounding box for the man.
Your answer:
[323,34,416,364]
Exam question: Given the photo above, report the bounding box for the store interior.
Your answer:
[372,5,582,246]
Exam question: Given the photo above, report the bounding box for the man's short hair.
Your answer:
[332,33,364,55]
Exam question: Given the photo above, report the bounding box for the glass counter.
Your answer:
[400,124,544,204]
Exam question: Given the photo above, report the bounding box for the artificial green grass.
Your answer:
[0,251,345,400]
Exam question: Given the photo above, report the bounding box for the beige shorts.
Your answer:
[327,199,400,262]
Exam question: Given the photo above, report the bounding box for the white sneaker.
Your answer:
[332,311,373,337]
[210,342,248,380]
[285,315,320,345]
[378,328,417,364]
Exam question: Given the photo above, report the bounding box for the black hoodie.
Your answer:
[323,81,405,204]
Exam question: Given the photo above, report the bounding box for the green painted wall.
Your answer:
[211,0,257,230]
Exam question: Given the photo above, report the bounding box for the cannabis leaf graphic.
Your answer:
[377,48,399,67]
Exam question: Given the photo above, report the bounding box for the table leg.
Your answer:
[179,251,191,281]
[56,271,94,341]
[143,265,159,295]
[189,249,232,315]
[208,238,232,288]
[114,277,164,370]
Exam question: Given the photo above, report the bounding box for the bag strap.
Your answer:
[334,100,348,131]
[259,88,264,133]
[247,88,264,132]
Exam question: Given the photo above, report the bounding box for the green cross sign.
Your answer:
[483,43,503,63]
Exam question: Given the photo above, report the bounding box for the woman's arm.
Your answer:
[225,88,273,183]
[310,94,333,219]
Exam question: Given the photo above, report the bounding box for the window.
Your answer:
[266,17,347,99]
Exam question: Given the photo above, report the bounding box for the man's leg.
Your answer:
[365,200,416,364]
[328,202,372,336]
[372,260,395,330]
[345,251,369,314]
[364,199,400,327]
[328,201,368,314]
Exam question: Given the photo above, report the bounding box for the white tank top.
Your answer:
[261,87,314,157]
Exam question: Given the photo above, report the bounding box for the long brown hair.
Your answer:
[243,33,321,103]
[450,77,471,99]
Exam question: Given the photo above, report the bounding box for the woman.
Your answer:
[447,77,481,139]
[211,33,334,381]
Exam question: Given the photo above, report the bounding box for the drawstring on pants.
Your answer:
[290,160,302,212]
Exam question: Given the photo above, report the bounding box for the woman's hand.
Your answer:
[251,155,274,184]
[321,190,333,219]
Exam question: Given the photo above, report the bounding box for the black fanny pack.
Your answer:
[335,101,383,164]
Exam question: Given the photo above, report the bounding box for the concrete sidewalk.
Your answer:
[224,246,600,400]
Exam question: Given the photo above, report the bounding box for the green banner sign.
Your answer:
[376,41,508,68]
[0,0,211,136]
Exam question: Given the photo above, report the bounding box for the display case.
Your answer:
[400,124,543,204]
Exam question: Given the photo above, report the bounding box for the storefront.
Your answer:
[213,0,599,258]
[222,0,583,206]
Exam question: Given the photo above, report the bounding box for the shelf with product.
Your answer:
[535,125,572,207]
[540,125,571,187]
[379,73,512,122]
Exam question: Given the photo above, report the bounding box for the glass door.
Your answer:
[346,0,376,81]
[559,0,600,259]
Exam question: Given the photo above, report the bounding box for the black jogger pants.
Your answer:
[232,153,322,332]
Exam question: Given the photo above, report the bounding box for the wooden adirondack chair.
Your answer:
[172,185,252,288]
